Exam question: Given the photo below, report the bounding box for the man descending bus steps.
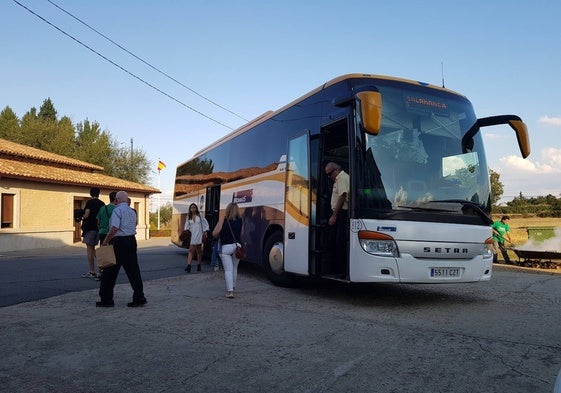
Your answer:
[325,162,349,277]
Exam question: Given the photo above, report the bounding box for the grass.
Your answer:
[493,215,561,245]
[491,215,561,263]
[149,229,171,237]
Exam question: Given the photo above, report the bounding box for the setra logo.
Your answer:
[423,247,469,254]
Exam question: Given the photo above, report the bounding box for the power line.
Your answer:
[12,0,235,131]
[46,0,249,122]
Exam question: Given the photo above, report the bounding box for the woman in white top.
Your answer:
[184,203,209,273]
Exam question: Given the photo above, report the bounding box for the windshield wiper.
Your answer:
[397,204,457,213]
[430,199,492,225]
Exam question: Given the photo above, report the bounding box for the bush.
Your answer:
[150,229,171,237]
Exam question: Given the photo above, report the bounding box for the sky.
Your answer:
[2,0,561,209]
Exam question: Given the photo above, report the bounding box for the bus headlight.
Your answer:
[358,230,399,257]
[483,237,494,260]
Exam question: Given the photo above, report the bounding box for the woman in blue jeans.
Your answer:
[212,203,243,299]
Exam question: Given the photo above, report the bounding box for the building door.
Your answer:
[73,199,84,243]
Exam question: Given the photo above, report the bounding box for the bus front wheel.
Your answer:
[263,231,297,287]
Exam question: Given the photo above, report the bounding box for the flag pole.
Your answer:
[156,159,166,231]
[157,159,161,231]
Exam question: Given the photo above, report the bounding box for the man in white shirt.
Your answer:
[325,162,349,277]
[97,191,147,308]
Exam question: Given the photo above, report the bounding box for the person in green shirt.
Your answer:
[492,215,513,264]
[97,191,117,245]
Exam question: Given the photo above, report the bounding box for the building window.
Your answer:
[1,193,15,228]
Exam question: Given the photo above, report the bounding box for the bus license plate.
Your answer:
[430,267,461,278]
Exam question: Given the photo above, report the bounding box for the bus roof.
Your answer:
[189,73,464,161]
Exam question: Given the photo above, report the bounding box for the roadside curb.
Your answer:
[494,263,561,275]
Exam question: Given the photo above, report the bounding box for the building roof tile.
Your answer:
[0,138,159,194]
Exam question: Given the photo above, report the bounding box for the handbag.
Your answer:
[179,229,191,247]
[97,244,116,269]
[227,219,246,260]
[235,245,246,260]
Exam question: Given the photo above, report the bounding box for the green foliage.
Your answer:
[489,169,561,217]
[0,99,152,186]
[149,202,172,228]
[38,98,57,122]
[107,144,152,184]
[497,193,561,217]
[0,107,19,140]
[177,157,214,176]
[489,168,503,206]
[74,119,115,167]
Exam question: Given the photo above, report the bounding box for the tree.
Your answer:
[109,144,152,184]
[0,106,20,140]
[73,120,150,183]
[49,116,77,157]
[38,98,57,122]
[19,107,40,147]
[2,98,153,186]
[74,119,114,168]
[489,168,503,206]
[150,202,172,228]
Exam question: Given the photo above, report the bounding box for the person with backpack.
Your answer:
[97,191,117,245]
[81,187,105,279]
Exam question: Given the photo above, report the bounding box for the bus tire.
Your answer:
[263,231,297,287]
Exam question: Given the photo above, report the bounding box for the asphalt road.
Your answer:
[0,238,187,307]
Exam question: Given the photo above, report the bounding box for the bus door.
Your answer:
[316,118,350,279]
[203,185,221,259]
[284,132,311,275]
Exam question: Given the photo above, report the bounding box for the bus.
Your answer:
[172,73,530,286]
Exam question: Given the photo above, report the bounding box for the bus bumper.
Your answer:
[349,253,493,283]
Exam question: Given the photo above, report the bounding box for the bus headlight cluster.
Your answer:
[483,237,494,260]
[358,231,399,257]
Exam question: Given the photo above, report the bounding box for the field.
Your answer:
[490,215,561,265]
[492,215,561,245]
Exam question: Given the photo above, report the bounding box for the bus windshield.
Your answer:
[356,83,490,217]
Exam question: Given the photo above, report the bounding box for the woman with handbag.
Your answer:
[212,202,243,298]
[184,203,209,273]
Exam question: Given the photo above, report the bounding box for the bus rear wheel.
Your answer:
[263,231,297,287]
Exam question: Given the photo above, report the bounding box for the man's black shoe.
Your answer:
[127,298,147,308]
[96,301,114,307]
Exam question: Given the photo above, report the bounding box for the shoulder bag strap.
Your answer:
[226,219,238,244]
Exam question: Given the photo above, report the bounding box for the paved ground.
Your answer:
[1,238,560,393]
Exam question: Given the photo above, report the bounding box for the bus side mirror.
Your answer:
[462,115,531,159]
[356,91,382,135]
[508,119,530,159]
